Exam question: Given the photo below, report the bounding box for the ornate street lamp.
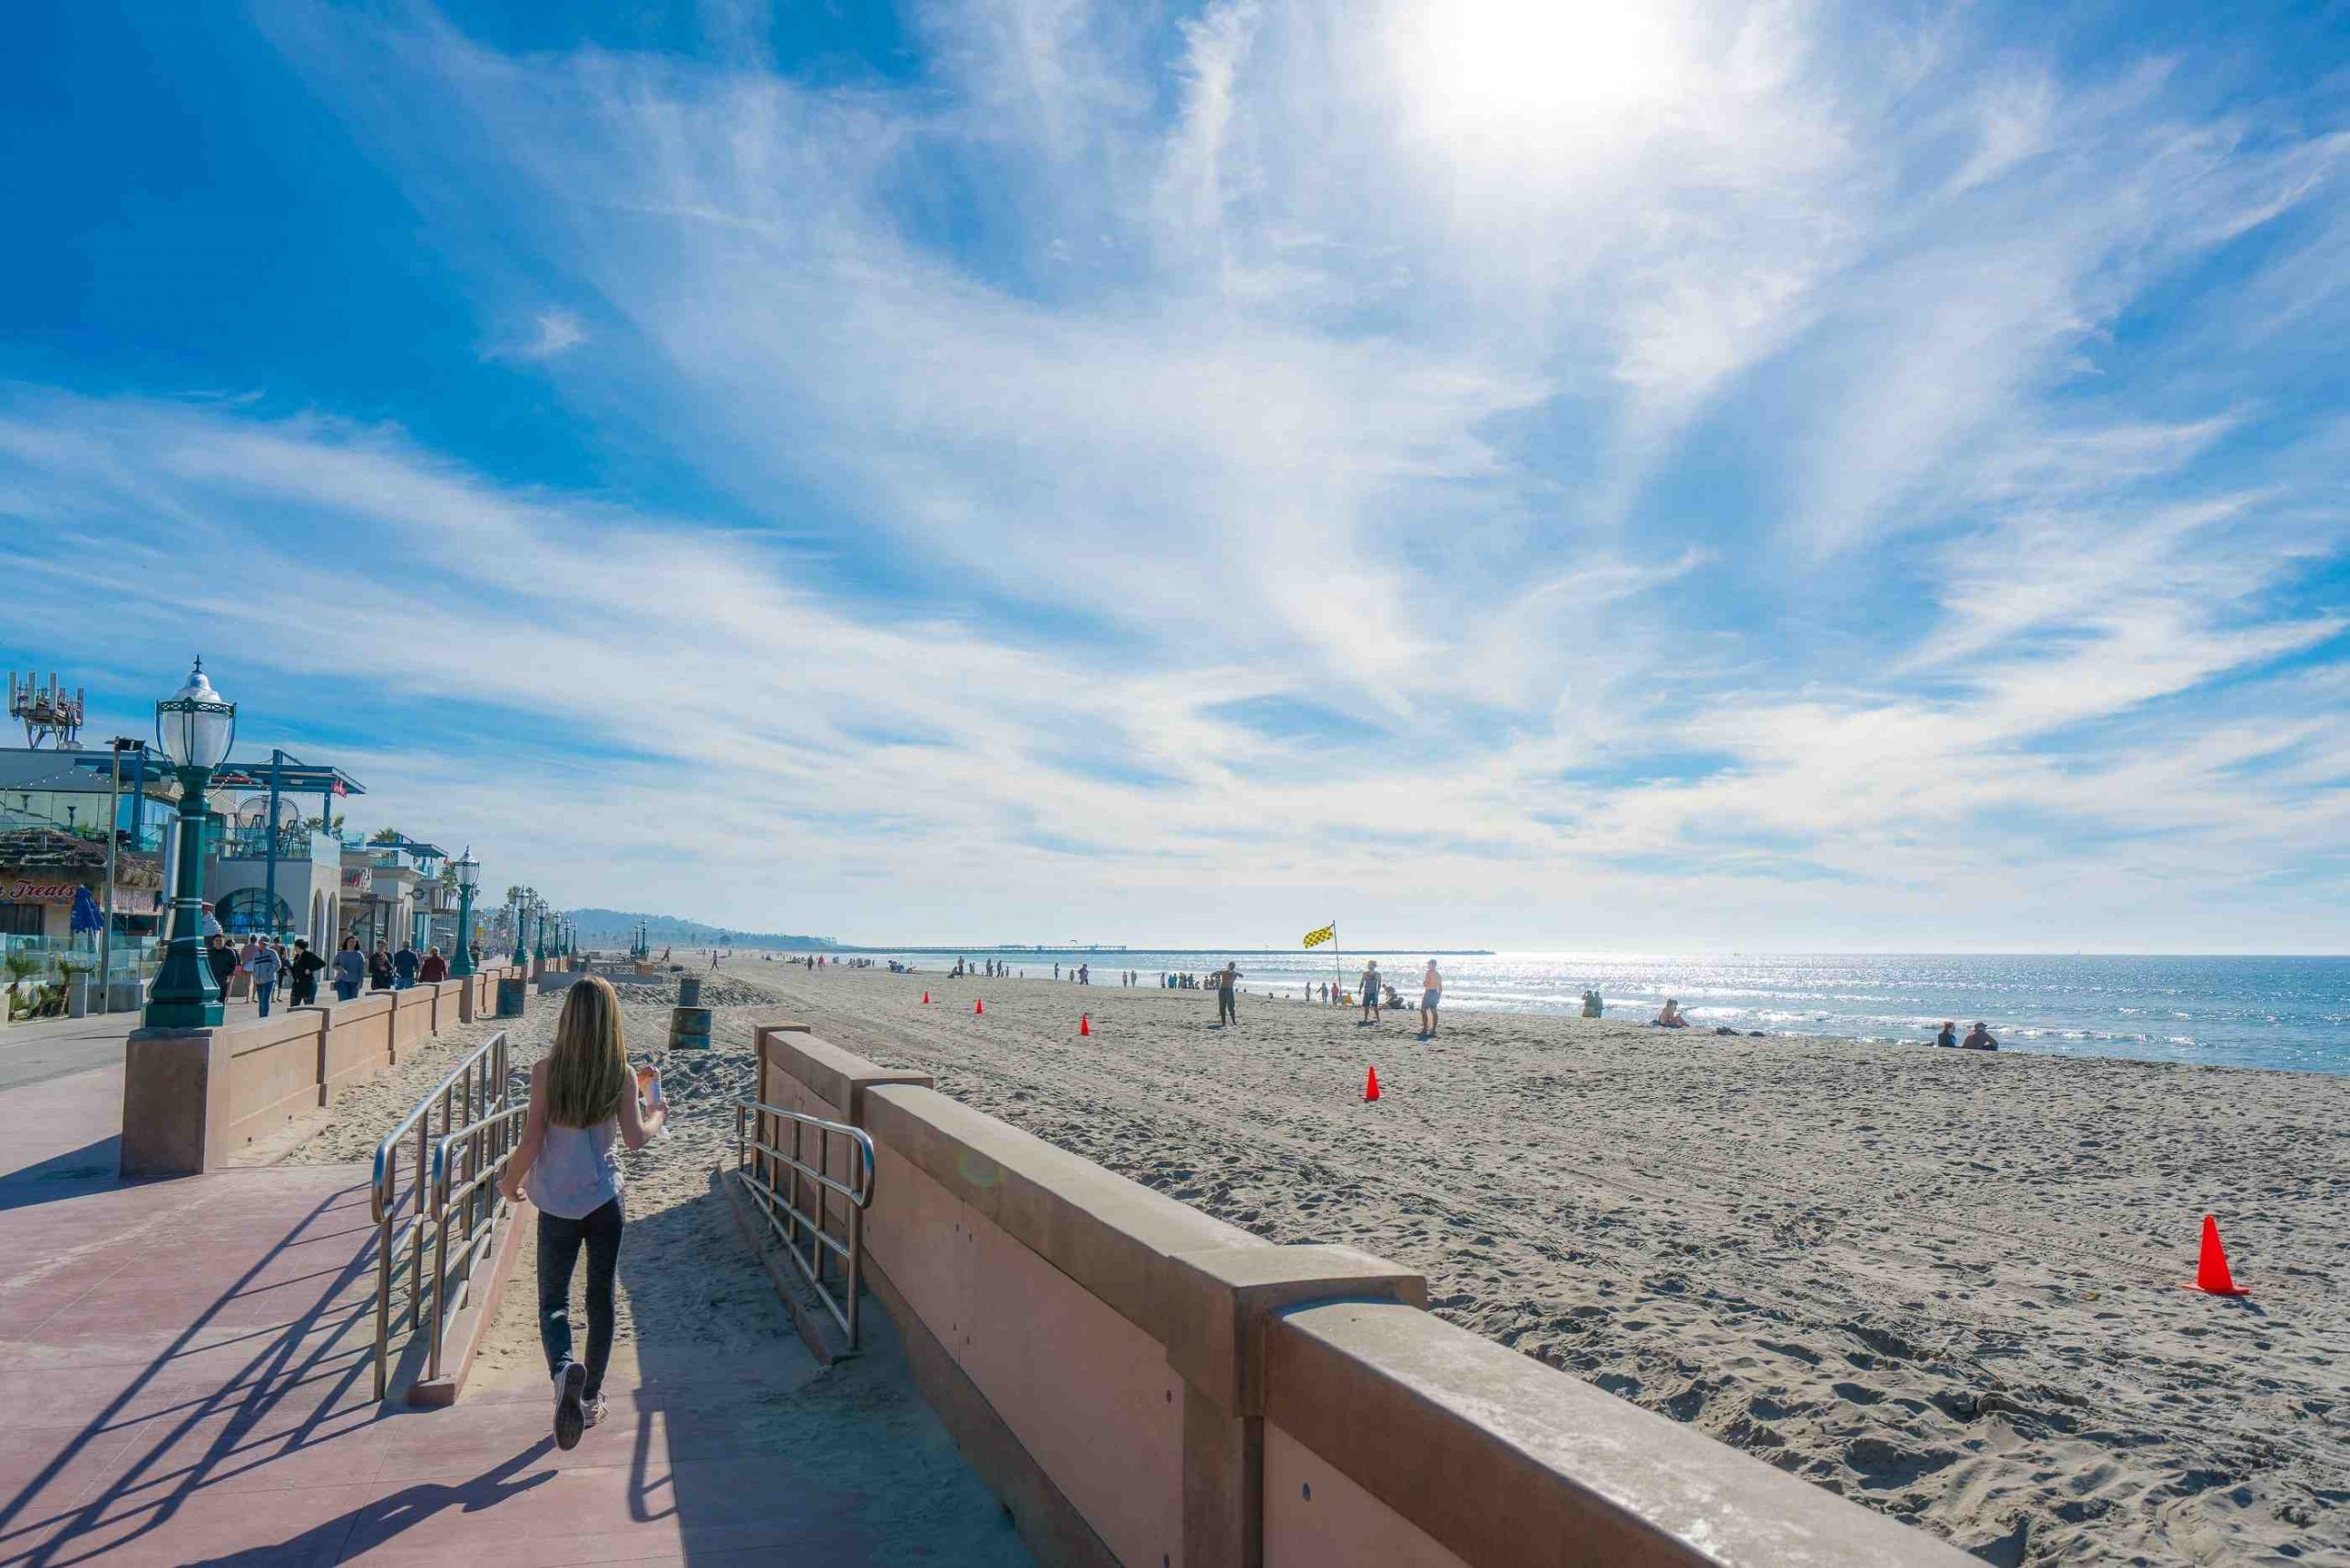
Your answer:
[533,897,549,963]
[145,659,236,1028]
[450,848,479,979]
[512,886,532,968]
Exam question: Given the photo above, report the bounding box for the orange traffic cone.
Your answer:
[1363,1065,1381,1102]
[922,991,930,1004]
[2187,1215,2249,1296]
[974,998,985,1015]
[1080,1014,1091,1036]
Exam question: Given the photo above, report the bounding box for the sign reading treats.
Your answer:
[3,879,83,902]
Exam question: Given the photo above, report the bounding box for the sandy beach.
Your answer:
[274,959,2345,1564]
[734,958,2344,1566]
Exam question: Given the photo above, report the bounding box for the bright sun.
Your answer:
[1390,0,1690,146]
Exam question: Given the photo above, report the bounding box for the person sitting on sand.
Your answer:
[1360,961,1382,1023]
[1961,1021,1999,1051]
[499,976,668,1450]
[1653,999,1690,1028]
[1420,959,1443,1039]
[1933,1021,1958,1048]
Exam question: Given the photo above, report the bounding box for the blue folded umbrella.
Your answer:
[70,885,105,935]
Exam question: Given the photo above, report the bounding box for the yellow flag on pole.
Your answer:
[1303,922,1336,949]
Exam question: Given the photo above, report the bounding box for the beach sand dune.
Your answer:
[736,960,2345,1567]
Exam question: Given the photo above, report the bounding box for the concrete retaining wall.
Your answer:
[120,964,527,1178]
[753,1024,1973,1568]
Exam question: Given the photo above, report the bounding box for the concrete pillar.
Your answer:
[1154,1244,1427,1565]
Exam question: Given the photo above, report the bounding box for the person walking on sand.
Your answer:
[1419,959,1443,1039]
[1360,960,1382,1024]
[498,976,668,1450]
[1215,961,1242,1026]
[1582,988,1603,1018]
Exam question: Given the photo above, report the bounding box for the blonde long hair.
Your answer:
[545,976,630,1128]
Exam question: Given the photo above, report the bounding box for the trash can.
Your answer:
[668,1005,711,1051]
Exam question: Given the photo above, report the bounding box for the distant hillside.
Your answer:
[561,908,835,948]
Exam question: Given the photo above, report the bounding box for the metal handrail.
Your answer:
[424,1102,531,1383]
[368,1029,511,1400]
[733,1100,876,1348]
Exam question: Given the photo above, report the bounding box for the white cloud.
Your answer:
[485,308,588,362]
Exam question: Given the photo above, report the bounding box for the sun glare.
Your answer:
[1392,0,1689,146]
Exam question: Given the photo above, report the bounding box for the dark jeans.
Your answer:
[254,980,275,1017]
[289,977,318,1007]
[538,1199,623,1398]
[1217,988,1237,1025]
[334,980,359,1002]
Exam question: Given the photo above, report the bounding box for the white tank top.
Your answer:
[530,1116,622,1219]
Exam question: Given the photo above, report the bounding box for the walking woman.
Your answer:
[498,976,666,1449]
[331,936,366,1002]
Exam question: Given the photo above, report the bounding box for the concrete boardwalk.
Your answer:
[0,1070,1029,1566]
[0,1002,259,1094]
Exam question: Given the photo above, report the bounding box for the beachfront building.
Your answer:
[340,834,447,950]
[86,745,369,947]
[0,745,175,961]
[0,826,164,947]
[206,813,344,948]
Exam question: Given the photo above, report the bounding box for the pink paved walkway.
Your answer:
[0,1071,1027,1566]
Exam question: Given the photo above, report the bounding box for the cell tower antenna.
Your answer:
[8,670,86,749]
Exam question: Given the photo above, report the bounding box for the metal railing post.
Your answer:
[727,1099,875,1349]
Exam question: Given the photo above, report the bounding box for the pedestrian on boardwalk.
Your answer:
[393,940,420,990]
[331,936,366,1002]
[207,934,239,994]
[420,945,448,983]
[367,941,395,992]
[249,938,283,1017]
[1215,961,1242,1026]
[499,975,668,1450]
[288,938,324,1006]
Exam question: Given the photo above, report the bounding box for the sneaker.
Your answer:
[582,1392,609,1430]
[553,1361,588,1450]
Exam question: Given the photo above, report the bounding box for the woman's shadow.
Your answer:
[183,1445,555,1565]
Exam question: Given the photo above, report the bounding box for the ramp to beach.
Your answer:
[0,1060,1029,1566]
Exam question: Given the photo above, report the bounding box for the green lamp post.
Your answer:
[145,659,236,1029]
[533,897,548,964]
[511,888,531,968]
[450,848,479,979]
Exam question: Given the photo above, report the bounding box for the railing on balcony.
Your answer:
[221,824,341,864]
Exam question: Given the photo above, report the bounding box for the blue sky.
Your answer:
[1,0,2345,950]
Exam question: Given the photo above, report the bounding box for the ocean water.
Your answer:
[842,949,2350,1077]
